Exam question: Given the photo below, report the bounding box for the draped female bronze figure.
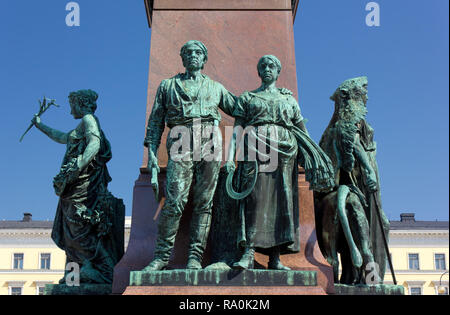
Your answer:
[32,90,124,284]
[226,55,334,270]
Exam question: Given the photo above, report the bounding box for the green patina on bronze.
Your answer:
[44,283,112,296]
[141,40,237,271]
[212,55,334,271]
[129,269,317,287]
[315,77,391,285]
[19,97,59,142]
[333,284,405,295]
[31,90,124,287]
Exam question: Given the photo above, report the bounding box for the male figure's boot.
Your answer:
[141,213,180,271]
[186,212,212,269]
[268,248,290,270]
[232,247,255,270]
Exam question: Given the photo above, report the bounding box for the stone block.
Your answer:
[129,269,317,287]
[333,284,405,295]
[44,284,112,295]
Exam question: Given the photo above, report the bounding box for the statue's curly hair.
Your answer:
[69,89,98,114]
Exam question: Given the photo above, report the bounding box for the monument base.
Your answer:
[44,283,112,295]
[123,286,326,295]
[333,284,405,295]
[123,269,326,295]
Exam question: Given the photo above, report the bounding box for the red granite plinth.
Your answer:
[112,1,334,295]
[141,9,301,168]
[152,0,292,11]
[123,286,326,295]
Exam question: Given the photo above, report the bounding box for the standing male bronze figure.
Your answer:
[142,40,236,270]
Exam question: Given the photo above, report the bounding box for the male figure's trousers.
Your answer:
[152,123,222,266]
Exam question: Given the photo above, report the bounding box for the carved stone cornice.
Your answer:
[390,230,449,237]
[144,0,300,27]
[0,229,52,237]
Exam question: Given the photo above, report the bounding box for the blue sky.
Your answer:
[0,0,448,222]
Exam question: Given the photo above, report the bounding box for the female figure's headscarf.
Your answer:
[257,55,282,75]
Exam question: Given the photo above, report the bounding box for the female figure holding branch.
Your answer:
[32,89,124,284]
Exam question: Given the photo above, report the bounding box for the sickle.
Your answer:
[225,161,258,200]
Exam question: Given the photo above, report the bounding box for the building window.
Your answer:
[40,253,51,270]
[10,287,22,295]
[410,287,422,295]
[38,286,45,295]
[13,253,24,270]
[35,282,52,295]
[435,254,446,271]
[408,253,420,270]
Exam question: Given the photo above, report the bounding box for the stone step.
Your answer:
[129,269,317,287]
[333,284,405,295]
[44,284,112,295]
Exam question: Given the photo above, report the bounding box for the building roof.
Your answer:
[0,213,53,229]
[144,0,301,28]
[0,214,133,230]
[389,213,449,231]
[1,213,447,231]
[0,220,53,229]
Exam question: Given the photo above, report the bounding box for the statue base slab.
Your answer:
[333,284,405,295]
[123,269,326,295]
[130,269,317,286]
[123,286,326,295]
[44,283,112,295]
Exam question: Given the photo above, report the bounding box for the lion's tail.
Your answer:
[337,185,363,268]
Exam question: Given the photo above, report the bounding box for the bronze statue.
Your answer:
[142,40,237,270]
[225,55,334,270]
[315,77,391,284]
[32,90,124,284]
